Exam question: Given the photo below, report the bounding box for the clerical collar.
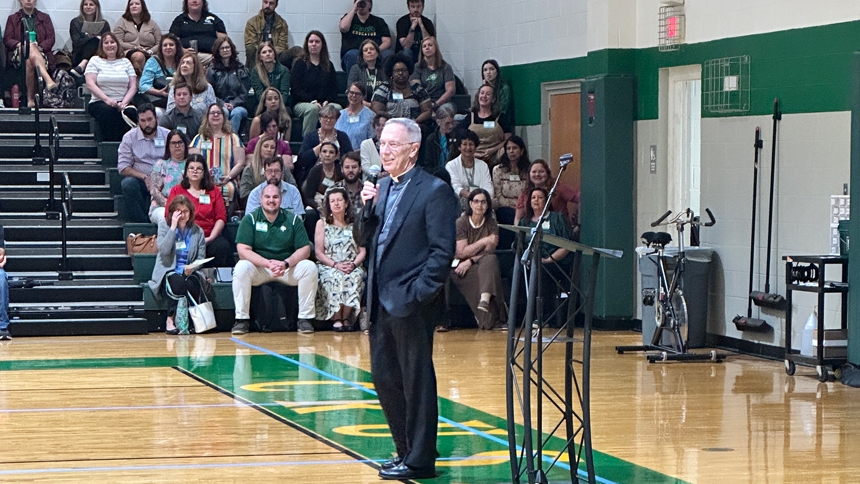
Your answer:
[390,164,417,184]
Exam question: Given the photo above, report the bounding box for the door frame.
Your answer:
[541,80,582,158]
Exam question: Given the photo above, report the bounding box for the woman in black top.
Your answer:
[346,38,388,107]
[290,30,341,137]
[70,0,110,71]
[206,36,250,133]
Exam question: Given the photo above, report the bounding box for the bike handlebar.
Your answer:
[651,208,717,228]
[651,210,672,227]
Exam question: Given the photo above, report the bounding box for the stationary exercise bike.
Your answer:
[616,208,726,363]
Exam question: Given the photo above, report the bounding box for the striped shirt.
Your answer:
[85,57,136,103]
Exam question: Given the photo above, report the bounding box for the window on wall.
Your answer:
[667,66,702,217]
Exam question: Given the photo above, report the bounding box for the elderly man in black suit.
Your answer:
[360,118,458,480]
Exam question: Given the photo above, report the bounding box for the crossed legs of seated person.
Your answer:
[163,271,204,334]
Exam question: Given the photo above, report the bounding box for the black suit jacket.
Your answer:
[363,167,458,321]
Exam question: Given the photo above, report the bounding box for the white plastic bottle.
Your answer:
[800,307,817,356]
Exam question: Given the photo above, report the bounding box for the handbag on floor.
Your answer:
[188,290,217,334]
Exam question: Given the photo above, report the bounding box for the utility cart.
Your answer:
[783,255,848,382]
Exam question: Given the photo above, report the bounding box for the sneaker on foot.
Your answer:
[477,300,490,312]
[0,329,10,340]
[297,319,314,334]
[231,320,250,335]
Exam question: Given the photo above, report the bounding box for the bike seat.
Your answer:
[641,231,672,247]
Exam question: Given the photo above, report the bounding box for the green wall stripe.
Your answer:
[502,20,860,125]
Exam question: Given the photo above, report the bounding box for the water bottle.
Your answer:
[800,307,816,356]
[28,30,36,43]
[11,84,19,108]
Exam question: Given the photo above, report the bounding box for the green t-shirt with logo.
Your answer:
[236,208,309,260]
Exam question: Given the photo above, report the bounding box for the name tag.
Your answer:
[175,240,187,251]
[508,174,520,182]
[542,221,551,230]
[154,137,165,148]
[255,222,268,232]
[177,125,187,134]
[199,194,210,204]
[348,115,360,124]
[200,141,213,150]
[322,178,335,187]
[392,92,404,101]
[451,258,460,268]
[483,121,496,129]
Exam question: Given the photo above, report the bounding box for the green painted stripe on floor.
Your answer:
[0,352,687,483]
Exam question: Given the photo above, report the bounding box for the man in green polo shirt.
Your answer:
[232,182,318,334]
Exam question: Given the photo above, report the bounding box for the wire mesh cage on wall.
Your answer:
[703,55,751,114]
[658,4,685,52]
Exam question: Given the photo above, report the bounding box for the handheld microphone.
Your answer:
[559,153,573,167]
[362,165,381,221]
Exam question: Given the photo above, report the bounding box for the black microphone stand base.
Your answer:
[616,344,726,363]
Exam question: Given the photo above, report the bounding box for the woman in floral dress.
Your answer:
[314,187,365,331]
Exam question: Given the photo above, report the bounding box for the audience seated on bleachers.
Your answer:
[159,82,203,137]
[335,151,365,216]
[231,182,318,335]
[395,0,435,62]
[336,82,375,150]
[243,0,289,70]
[296,104,352,185]
[450,188,505,330]
[492,135,529,226]
[0,223,10,341]
[411,36,455,111]
[290,30,341,137]
[359,112,388,176]
[245,156,304,216]
[446,129,493,209]
[189,103,246,210]
[313,187,365,332]
[240,133,296,201]
[4,0,58,108]
[118,104,170,223]
[371,53,432,126]
[424,102,459,170]
[339,0,392,73]
[166,53,216,112]
[148,129,189,224]
[114,0,162,74]
[457,83,510,167]
[346,39,387,108]
[86,32,138,141]
[249,41,290,116]
[139,33,180,110]
[169,0,226,67]
[301,140,344,211]
[165,154,234,267]
[69,0,110,74]
[514,159,580,228]
[481,59,513,126]
[207,36,251,133]
[248,86,291,141]
[148,194,207,335]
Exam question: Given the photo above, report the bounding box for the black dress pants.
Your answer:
[369,302,438,472]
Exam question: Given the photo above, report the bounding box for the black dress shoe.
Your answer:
[380,456,402,470]
[378,463,436,480]
[165,328,179,335]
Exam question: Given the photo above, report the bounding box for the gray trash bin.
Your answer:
[637,247,713,348]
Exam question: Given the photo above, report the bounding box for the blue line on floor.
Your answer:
[230,338,617,484]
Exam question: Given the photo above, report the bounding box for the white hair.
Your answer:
[384,118,422,143]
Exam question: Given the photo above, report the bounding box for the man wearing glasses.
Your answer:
[118,104,171,223]
[359,118,458,480]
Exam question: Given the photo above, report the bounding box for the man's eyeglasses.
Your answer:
[265,169,283,175]
[378,141,415,150]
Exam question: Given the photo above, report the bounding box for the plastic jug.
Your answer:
[800,307,816,356]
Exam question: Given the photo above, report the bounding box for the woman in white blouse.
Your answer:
[85,32,137,141]
[446,129,493,210]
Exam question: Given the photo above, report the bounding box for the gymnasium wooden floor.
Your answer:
[0,329,856,483]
